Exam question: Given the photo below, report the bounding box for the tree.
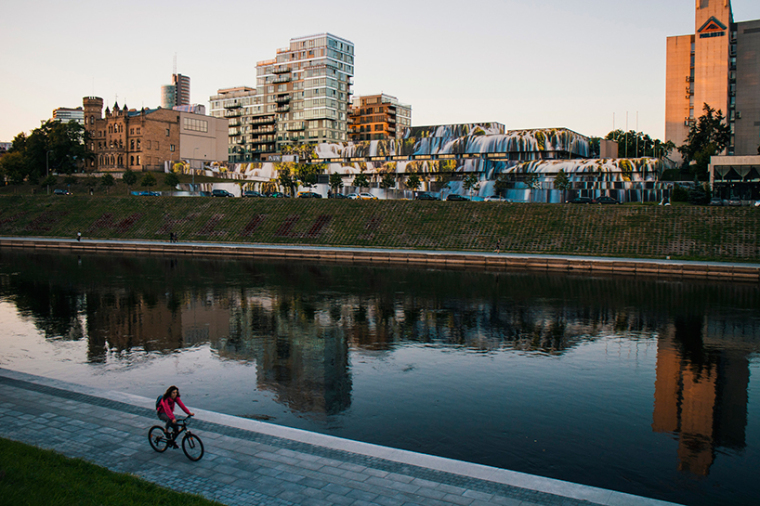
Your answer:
[164,172,180,189]
[353,173,369,190]
[41,175,57,187]
[329,172,344,193]
[122,169,137,191]
[405,174,421,192]
[100,174,115,194]
[0,151,27,184]
[554,170,571,190]
[677,103,731,181]
[277,167,294,195]
[140,173,157,187]
[524,173,540,190]
[493,173,514,195]
[463,174,479,196]
[380,173,395,190]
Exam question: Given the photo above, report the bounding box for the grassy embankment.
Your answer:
[1,194,758,263]
[0,437,222,506]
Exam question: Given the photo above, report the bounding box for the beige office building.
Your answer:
[666,0,760,156]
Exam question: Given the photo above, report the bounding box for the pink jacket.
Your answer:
[158,396,191,421]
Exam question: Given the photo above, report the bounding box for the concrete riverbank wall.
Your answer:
[2,237,758,283]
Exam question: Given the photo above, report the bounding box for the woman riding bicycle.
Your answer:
[157,385,194,446]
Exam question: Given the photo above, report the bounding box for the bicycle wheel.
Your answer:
[181,433,204,461]
[148,426,169,452]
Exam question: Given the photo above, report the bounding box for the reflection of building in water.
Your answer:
[181,294,232,346]
[210,295,351,416]
[652,317,756,476]
[86,292,184,361]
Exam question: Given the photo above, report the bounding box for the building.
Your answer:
[52,107,85,125]
[210,33,354,162]
[348,94,411,141]
[665,0,760,156]
[82,96,227,172]
[162,73,191,109]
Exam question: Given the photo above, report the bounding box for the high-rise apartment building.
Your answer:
[210,33,354,162]
[665,0,760,156]
[348,94,411,141]
[162,73,191,109]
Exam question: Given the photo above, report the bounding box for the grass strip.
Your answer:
[0,437,223,506]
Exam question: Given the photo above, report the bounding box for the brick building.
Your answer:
[83,96,227,172]
[348,93,411,141]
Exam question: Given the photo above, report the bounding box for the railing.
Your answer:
[273,76,291,84]
[276,95,291,103]
[276,105,290,113]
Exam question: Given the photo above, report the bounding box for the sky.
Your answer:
[2,0,760,144]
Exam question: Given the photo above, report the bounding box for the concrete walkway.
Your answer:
[0,368,680,506]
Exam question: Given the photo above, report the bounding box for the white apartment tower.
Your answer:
[210,33,354,162]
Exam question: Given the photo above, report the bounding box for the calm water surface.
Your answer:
[1,250,759,506]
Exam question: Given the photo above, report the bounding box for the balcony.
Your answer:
[251,126,276,134]
[224,110,242,118]
[273,75,291,84]
[224,102,242,109]
[250,116,276,125]
[228,120,242,127]
[276,95,291,103]
[286,122,305,131]
[276,105,290,113]
[273,66,290,74]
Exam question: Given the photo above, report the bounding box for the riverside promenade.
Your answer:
[0,369,680,506]
[1,236,759,282]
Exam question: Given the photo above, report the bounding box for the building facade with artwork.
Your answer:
[210,33,354,163]
[348,94,411,142]
[82,96,227,172]
[666,0,760,156]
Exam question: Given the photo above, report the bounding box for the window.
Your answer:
[166,128,170,136]
[130,140,135,150]
[136,140,141,150]
[130,155,134,165]
[170,144,175,152]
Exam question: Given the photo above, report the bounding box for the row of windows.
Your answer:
[183,117,208,133]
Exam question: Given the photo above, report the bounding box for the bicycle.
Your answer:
[148,415,204,461]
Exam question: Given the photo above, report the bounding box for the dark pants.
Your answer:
[158,413,178,438]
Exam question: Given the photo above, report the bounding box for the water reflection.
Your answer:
[1,249,759,504]
[653,317,751,476]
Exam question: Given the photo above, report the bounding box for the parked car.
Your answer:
[415,192,439,201]
[269,192,290,198]
[484,195,509,202]
[53,189,71,195]
[297,191,322,198]
[570,197,593,204]
[328,193,349,199]
[212,189,234,197]
[755,200,760,208]
[593,196,619,205]
[446,194,470,201]
[242,191,263,198]
[726,198,742,207]
[358,192,377,200]
[709,198,723,206]
[135,191,160,196]
[346,193,360,199]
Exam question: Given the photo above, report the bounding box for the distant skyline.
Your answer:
[2,0,760,143]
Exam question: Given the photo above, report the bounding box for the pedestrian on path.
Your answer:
[76,231,81,242]
[157,386,194,446]
[495,238,501,253]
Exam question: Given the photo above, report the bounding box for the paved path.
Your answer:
[0,369,679,506]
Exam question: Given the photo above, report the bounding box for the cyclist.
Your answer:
[157,385,194,447]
